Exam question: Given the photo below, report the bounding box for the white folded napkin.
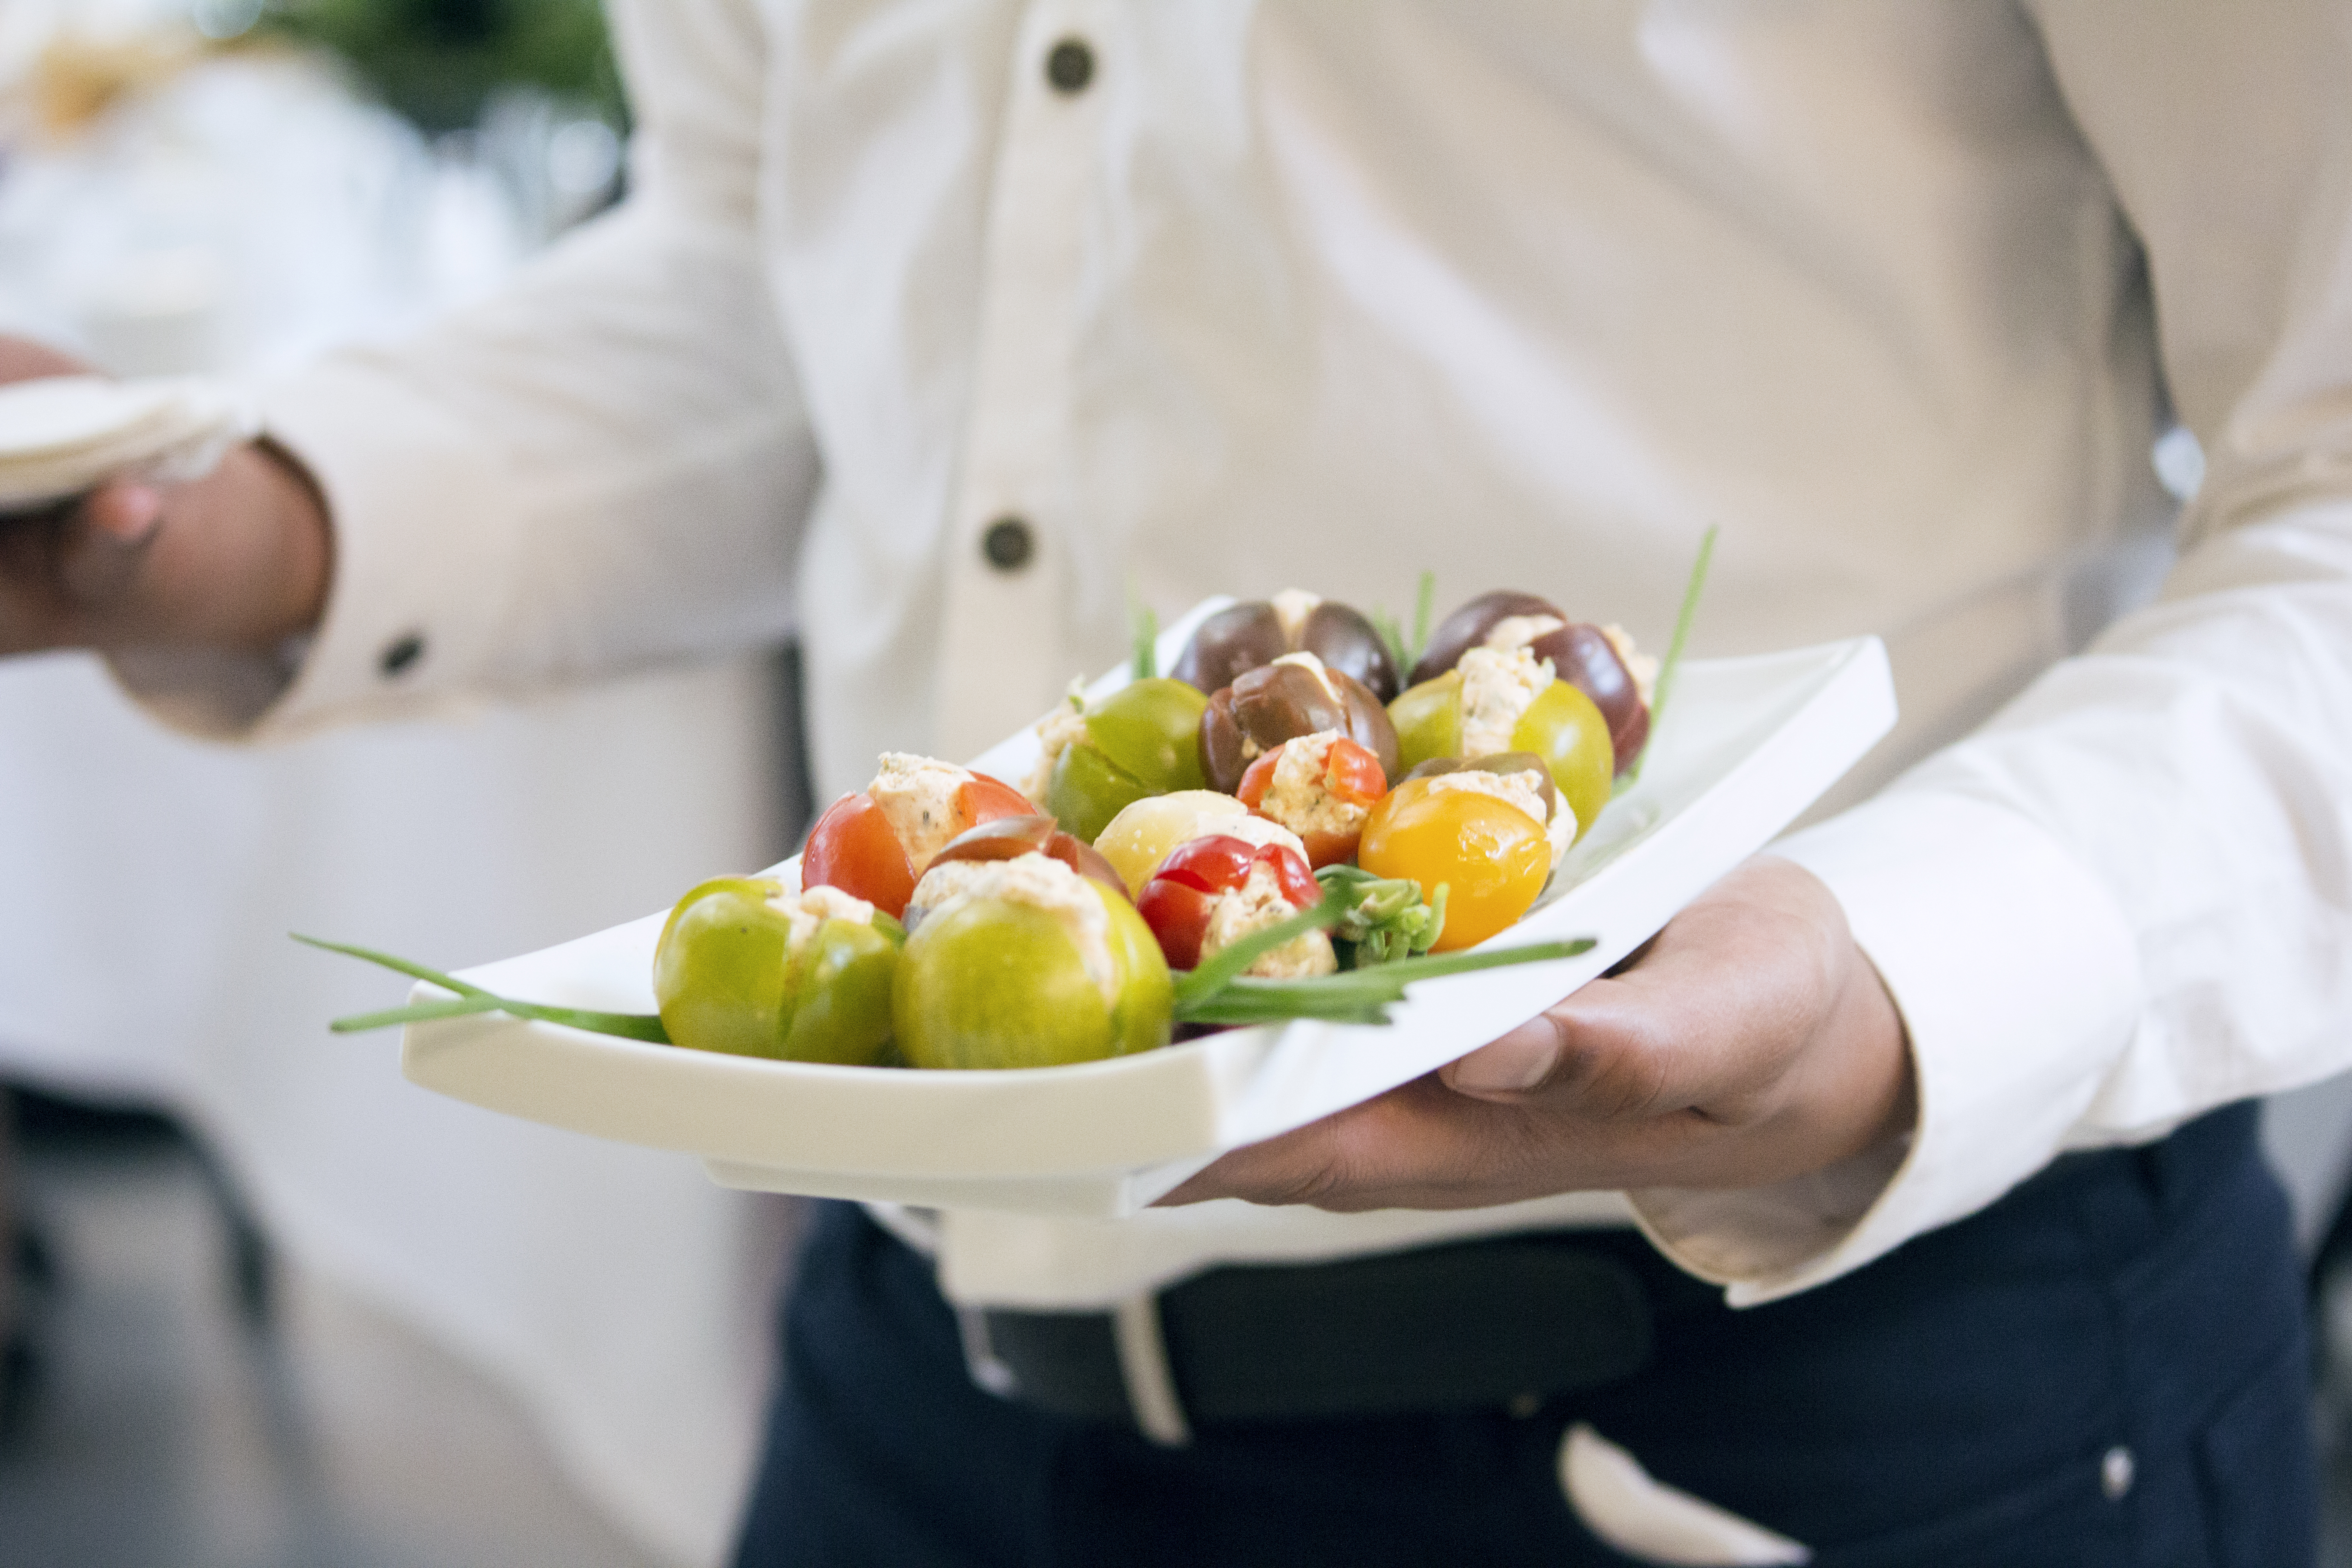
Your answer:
[0,375,260,511]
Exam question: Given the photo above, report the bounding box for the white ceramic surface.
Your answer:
[403,606,1896,1216]
[0,374,259,508]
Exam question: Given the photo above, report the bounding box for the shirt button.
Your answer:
[2100,1445,2135,1501]
[379,631,426,678]
[1044,37,1095,94]
[980,516,1036,573]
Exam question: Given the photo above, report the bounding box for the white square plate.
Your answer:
[401,601,1895,1217]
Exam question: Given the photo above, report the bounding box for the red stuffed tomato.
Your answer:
[1135,833,1323,972]
[803,753,1035,917]
[1235,730,1389,867]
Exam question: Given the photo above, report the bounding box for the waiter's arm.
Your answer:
[1176,0,2352,1306]
[0,0,815,736]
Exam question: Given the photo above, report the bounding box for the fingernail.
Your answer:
[1443,1026,1557,1094]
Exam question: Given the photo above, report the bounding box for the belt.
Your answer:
[959,1234,1652,1446]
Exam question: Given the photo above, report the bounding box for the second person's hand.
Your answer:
[0,336,332,658]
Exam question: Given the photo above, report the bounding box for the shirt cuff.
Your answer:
[1626,790,2145,1306]
[108,358,533,742]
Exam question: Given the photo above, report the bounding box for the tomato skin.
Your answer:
[1263,844,1323,907]
[1236,746,1283,808]
[1509,681,1612,845]
[1136,878,1218,969]
[1136,833,1319,969]
[892,882,1171,1069]
[1152,833,1261,896]
[1324,737,1388,806]
[651,878,899,1065]
[959,772,1038,824]
[1357,778,1550,951]
[802,793,918,917]
[1086,678,1211,793]
[1388,672,1464,776]
[1092,791,1260,896]
[652,878,794,1058]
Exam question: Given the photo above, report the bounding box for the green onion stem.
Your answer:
[294,934,671,1042]
[1409,570,1436,668]
[1627,524,1716,786]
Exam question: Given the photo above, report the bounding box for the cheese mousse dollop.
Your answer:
[1455,646,1554,760]
[1203,860,1338,980]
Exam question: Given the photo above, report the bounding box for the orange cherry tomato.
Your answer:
[802,792,917,917]
[1237,736,1390,868]
[959,772,1037,824]
[1323,737,1387,806]
[1236,747,1281,808]
[1356,777,1549,951]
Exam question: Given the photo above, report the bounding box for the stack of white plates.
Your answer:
[0,375,260,512]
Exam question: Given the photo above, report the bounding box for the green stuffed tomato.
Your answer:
[778,917,901,1065]
[1509,681,1613,844]
[652,878,794,1058]
[1046,679,1211,842]
[893,882,1172,1069]
[653,878,901,1065]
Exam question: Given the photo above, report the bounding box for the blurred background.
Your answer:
[0,3,812,1565]
[3,5,2352,1568]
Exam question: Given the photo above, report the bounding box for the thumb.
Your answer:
[1439,1012,1565,1096]
[58,482,165,606]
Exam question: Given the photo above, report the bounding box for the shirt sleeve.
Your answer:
[121,0,819,738]
[1628,0,2352,1305]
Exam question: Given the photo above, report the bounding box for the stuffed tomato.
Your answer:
[1136,834,1336,978]
[1172,587,1401,701]
[894,847,1172,1070]
[1028,679,1212,842]
[1356,759,1568,952]
[1092,790,1309,897]
[652,880,901,1064]
[802,753,1035,918]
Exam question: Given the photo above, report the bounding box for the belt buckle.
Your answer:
[957,1294,1193,1446]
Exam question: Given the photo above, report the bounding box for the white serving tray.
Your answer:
[401,600,1895,1218]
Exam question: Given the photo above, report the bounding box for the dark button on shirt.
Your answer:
[981,517,1036,572]
[379,632,426,678]
[1045,38,1094,95]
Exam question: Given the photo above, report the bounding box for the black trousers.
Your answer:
[734,1103,2316,1567]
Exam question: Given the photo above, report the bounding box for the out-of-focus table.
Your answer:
[0,31,798,1566]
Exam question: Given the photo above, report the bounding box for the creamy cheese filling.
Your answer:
[1423,770,1575,867]
[1269,587,1323,644]
[1023,701,1090,805]
[903,852,1118,1003]
[1258,728,1368,842]
[871,752,981,873]
[1483,612,1565,652]
[1457,646,1553,757]
[768,883,879,952]
[1202,860,1337,980]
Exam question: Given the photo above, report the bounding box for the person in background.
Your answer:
[3,4,2347,1563]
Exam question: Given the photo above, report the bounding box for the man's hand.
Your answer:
[1160,855,1915,1211]
[0,336,331,657]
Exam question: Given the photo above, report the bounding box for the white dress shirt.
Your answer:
[178,0,2352,1310]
